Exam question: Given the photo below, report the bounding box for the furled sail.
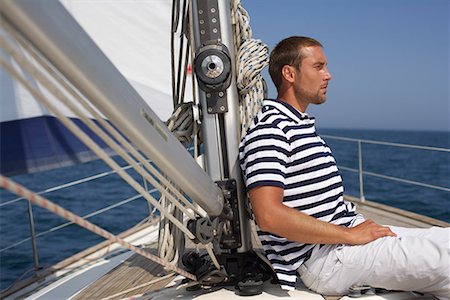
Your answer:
[1,0,191,176]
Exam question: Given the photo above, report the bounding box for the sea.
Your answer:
[0,128,449,291]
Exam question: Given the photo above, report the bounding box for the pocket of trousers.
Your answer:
[298,263,321,291]
[299,245,342,292]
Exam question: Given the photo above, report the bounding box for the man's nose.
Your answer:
[324,68,332,81]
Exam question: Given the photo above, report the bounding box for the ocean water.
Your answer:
[0,129,449,291]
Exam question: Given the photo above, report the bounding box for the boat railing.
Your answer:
[0,162,158,278]
[321,134,450,202]
[1,137,449,286]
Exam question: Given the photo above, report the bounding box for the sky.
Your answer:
[241,0,449,131]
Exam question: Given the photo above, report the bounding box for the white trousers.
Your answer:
[298,226,450,299]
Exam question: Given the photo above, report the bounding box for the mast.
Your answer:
[190,0,251,253]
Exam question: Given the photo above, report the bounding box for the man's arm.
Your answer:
[250,186,397,245]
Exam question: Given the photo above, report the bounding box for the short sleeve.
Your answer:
[239,124,290,191]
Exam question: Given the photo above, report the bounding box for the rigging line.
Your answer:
[338,166,358,173]
[0,32,199,220]
[1,21,202,218]
[0,157,162,207]
[337,165,450,192]
[321,134,450,153]
[363,171,450,193]
[178,0,190,105]
[175,32,186,106]
[0,153,190,208]
[142,173,155,219]
[0,168,123,208]
[0,53,194,240]
[179,31,190,105]
[0,175,197,281]
[175,0,189,106]
[98,273,175,300]
[189,16,201,159]
[119,277,200,300]
[0,43,197,221]
[0,193,148,253]
[171,0,179,106]
[205,243,221,270]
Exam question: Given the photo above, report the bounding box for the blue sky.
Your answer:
[241,0,449,131]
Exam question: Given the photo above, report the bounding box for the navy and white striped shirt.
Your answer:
[239,99,358,290]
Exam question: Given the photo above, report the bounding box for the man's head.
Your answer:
[269,36,332,111]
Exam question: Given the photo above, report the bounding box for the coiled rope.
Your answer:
[158,0,269,271]
[166,102,200,145]
[166,0,269,142]
[231,0,269,136]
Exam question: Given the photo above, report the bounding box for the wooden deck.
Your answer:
[73,244,175,300]
[72,196,448,299]
[346,195,450,228]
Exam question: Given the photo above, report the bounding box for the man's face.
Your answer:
[294,46,332,105]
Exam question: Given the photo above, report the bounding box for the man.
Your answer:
[239,36,449,298]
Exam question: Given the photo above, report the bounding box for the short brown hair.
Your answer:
[269,36,323,91]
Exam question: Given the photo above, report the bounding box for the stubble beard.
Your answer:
[297,87,327,106]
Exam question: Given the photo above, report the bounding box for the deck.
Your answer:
[71,196,448,300]
[72,244,175,300]
[345,195,450,228]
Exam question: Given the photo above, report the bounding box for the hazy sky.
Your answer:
[241,0,449,131]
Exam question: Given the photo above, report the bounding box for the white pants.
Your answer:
[298,226,450,299]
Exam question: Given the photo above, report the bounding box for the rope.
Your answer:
[0,175,197,281]
[158,196,185,267]
[1,1,268,285]
[117,276,199,300]
[167,0,270,143]
[159,1,203,268]
[0,193,146,253]
[166,102,200,145]
[0,167,125,208]
[99,273,175,300]
[1,21,202,219]
[231,0,269,137]
[1,24,202,219]
[0,34,197,239]
[159,0,269,272]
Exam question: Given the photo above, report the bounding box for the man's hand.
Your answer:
[345,219,397,245]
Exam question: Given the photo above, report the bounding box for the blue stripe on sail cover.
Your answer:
[0,116,114,176]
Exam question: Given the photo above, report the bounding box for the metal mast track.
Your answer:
[0,0,224,217]
[190,0,251,253]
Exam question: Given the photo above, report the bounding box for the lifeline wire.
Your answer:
[0,34,196,239]
[1,20,202,219]
[0,175,197,281]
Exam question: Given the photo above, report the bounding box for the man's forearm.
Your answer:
[257,203,352,244]
[250,186,396,245]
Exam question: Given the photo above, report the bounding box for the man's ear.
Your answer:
[281,65,296,83]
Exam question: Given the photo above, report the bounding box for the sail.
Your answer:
[0,0,191,176]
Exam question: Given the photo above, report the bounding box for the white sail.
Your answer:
[1,0,193,175]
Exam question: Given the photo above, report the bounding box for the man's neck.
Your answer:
[276,93,309,113]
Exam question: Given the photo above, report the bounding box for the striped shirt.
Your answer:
[239,99,358,290]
